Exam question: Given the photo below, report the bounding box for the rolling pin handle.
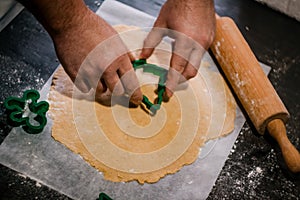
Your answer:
[267,119,300,173]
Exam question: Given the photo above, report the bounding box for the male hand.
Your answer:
[19,0,142,105]
[140,0,216,99]
[52,9,142,105]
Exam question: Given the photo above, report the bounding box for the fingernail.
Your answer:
[163,91,170,102]
[130,94,143,106]
[130,98,142,106]
[128,101,139,108]
[139,48,152,59]
[139,53,146,59]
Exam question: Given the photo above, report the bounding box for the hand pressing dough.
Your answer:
[49,25,236,184]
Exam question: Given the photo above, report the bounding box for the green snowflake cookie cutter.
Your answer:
[4,89,49,134]
[132,59,167,115]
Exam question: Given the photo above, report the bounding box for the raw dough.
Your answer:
[49,25,236,184]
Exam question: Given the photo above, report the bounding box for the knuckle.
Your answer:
[102,66,115,78]
[203,36,213,48]
[115,54,129,66]
[185,69,198,80]
[172,59,187,71]
[117,54,127,60]
[102,70,111,78]
[175,40,193,52]
[197,32,215,49]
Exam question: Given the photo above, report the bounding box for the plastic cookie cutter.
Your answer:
[4,89,49,134]
[98,192,112,200]
[132,59,168,115]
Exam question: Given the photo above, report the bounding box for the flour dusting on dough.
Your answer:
[49,25,236,184]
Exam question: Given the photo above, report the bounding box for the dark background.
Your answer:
[0,0,299,199]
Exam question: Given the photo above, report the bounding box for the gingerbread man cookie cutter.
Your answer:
[4,89,49,134]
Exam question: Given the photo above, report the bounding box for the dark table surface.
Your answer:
[0,0,299,199]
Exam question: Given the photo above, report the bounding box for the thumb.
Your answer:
[140,27,166,59]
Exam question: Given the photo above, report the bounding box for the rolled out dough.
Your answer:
[49,25,236,184]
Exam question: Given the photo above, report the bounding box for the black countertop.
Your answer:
[0,0,299,199]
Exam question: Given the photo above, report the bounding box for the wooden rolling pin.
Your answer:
[210,16,300,173]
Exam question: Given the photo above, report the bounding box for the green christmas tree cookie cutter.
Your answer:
[4,89,49,134]
[132,59,167,115]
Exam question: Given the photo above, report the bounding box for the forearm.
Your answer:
[17,0,89,36]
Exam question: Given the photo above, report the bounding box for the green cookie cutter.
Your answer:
[132,59,167,115]
[4,89,49,134]
[98,192,112,200]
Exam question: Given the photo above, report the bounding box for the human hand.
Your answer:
[52,9,142,105]
[20,0,142,105]
[140,0,216,99]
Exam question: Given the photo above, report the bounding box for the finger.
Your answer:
[165,40,193,98]
[140,27,166,59]
[94,80,105,98]
[78,59,106,94]
[124,70,143,105]
[180,48,204,82]
[95,81,112,106]
[64,66,91,93]
[117,55,143,105]
[73,74,91,93]
[103,68,125,96]
[95,78,107,94]
[127,51,136,62]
